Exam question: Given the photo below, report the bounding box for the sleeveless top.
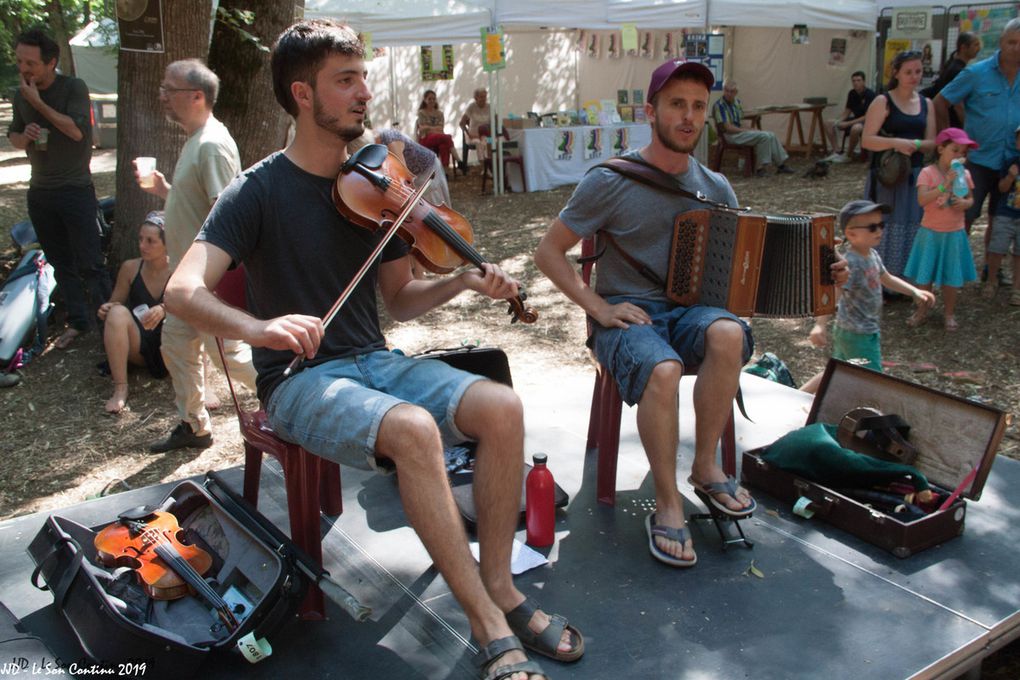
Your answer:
[874,93,928,168]
[128,260,168,379]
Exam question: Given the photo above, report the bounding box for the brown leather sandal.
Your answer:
[505,596,584,663]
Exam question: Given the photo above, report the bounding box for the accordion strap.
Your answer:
[593,156,749,213]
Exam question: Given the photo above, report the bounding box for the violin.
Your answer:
[94,506,238,630]
[335,144,538,324]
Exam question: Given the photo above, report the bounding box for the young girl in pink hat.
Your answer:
[904,127,979,331]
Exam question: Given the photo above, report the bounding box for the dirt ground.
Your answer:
[0,108,1018,675]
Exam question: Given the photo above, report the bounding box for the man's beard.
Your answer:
[653,115,701,154]
[313,93,364,142]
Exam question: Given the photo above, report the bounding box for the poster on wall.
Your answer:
[117,0,164,52]
[420,44,454,80]
[555,130,574,161]
[583,128,602,160]
[829,38,847,67]
[917,39,942,86]
[883,38,911,83]
[584,31,602,59]
[607,32,622,59]
[612,128,630,155]
[792,24,810,45]
[684,33,724,91]
[957,6,1017,60]
[661,31,677,59]
[890,7,933,40]
[622,23,638,55]
[482,27,506,72]
[640,31,654,59]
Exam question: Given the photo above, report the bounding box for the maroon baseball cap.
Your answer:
[647,58,714,101]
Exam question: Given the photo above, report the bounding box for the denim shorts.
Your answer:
[591,297,753,405]
[832,325,882,372]
[265,350,484,471]
[989,214,1020,255]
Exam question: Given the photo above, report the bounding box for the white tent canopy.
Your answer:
[304,0,886,44]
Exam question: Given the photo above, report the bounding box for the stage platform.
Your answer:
[1,366,1018,679]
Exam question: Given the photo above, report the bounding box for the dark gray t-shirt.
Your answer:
[559,150,738,302]
[198,152,409,402]
[8,74,92,189]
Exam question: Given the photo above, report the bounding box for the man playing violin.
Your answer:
[165,19,581,680]
[535,59,846,568]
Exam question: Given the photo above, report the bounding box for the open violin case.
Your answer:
[741,359,1007,558]
[27,477,308,678]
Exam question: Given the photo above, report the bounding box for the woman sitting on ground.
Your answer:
[97,211,170,413]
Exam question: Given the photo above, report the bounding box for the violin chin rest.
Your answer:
[117,505,159,522]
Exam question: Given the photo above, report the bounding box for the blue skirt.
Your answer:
[903,227,977,288]
[865,166,922,278]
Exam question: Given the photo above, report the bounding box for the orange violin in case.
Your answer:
[742,359,1007,558]
[27,478,308,678]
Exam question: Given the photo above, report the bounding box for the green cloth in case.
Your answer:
[761,423,930,491]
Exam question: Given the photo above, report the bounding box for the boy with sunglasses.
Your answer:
[809,200,934,373]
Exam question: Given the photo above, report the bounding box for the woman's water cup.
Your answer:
[135,156,157,188]
[132,304,150,321]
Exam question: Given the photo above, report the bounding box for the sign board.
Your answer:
[890,7,933,39]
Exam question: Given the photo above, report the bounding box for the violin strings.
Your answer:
[382,182,475,255]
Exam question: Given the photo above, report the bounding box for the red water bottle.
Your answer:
[526,453,555,547]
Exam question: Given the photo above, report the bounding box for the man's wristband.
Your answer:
[913,139,922,151]
[937,183,947,193]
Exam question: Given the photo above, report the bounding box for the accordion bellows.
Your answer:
[666,209,837,318]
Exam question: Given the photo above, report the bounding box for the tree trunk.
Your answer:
[45,0,74,76]
[207,0,302,168]
[112,1,212,265]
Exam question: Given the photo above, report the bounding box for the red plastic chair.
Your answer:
[214,266,341,619]
[579,238,736,506]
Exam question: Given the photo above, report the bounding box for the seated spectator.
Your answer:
[712,80,794,175]
[96,211,170,414]
[824,71,876,163]
[922,32,983,129]
[415,90,465,173]
[459,87,491,163]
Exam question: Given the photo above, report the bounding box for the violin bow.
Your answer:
[283,173,436,377]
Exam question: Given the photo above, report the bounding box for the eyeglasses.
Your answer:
[159,85,199,95]
[848,222,885,233]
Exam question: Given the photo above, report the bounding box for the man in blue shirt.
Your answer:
[935,18,1020,248]
[712,80,794,176]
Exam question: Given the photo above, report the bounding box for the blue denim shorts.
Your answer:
[591,297,754,405]
[265,350,484,471]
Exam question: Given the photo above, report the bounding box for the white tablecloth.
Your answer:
[506,124,652,193]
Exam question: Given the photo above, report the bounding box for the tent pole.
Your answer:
[388,48,397,129]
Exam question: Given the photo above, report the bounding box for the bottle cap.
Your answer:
[532,453,548,465]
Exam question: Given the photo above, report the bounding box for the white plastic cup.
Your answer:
[135,156,156,188]
[35,128,49,151]
[132,304,150,321]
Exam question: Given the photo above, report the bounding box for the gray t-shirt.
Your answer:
[835,248,886,335]
[559,150,738,302]
[198,152,409,402]
[377,128,436,176]
[8,74,92,189]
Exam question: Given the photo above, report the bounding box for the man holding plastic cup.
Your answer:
[7,28,111,349]
[135,59,256,453]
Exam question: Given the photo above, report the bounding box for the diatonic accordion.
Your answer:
[666,209,837,318]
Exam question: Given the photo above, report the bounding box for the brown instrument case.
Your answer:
[741,359,1007,558]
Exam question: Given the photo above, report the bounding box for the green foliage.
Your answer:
[215,6,270,53]
[0,0,114,90]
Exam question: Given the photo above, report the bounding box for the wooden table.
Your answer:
[743,103,834,158]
